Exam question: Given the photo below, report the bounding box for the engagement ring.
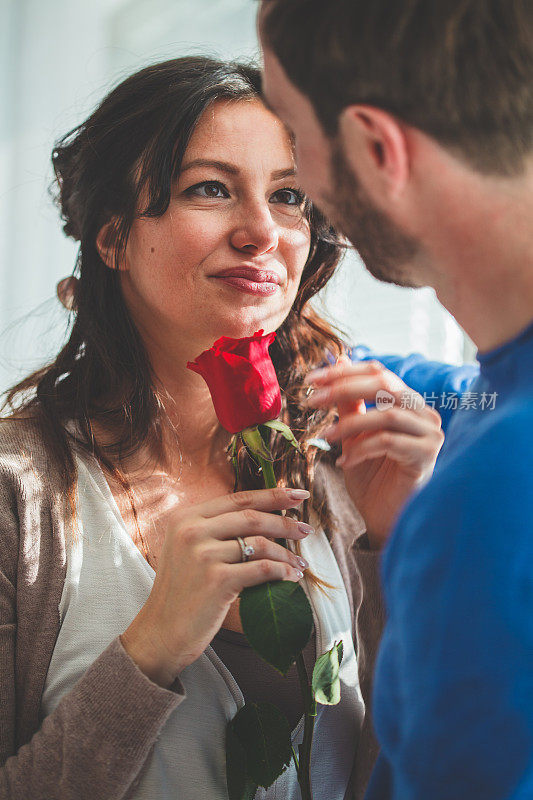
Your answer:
[237,536,255,562]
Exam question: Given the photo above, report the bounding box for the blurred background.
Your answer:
[0,0,476,395]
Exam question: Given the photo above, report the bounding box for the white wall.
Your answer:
[0,0,116,391]
[0,0,475,395]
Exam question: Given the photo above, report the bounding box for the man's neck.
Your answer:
[435,264,533,356]
[424,158,533,354]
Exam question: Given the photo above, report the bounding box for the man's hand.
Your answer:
[304,355,444,550]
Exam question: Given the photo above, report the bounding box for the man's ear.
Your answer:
[96,219,127,270]
[338,105,410,201]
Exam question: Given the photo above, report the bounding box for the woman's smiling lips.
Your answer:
[211,267,282,296]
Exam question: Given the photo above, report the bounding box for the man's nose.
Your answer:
[230,204,279,255]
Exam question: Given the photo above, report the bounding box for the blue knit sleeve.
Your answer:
[349,345,479,432]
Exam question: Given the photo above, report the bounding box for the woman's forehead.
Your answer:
[183,97,295,170]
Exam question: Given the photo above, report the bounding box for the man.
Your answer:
[258,1,533,798]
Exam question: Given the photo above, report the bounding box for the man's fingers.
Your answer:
[334,354,367,420]
[304,357,383,386]
[337,431,436,471]
[325,407,436,441]
[305,373,423,411]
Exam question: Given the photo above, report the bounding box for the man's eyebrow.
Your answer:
[180,159,296,181]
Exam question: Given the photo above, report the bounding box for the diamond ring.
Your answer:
[236,536,255,562]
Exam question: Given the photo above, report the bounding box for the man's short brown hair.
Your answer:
[261,0,533,175]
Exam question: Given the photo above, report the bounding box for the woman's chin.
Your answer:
[209,309,287,339]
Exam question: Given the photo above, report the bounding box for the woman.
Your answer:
[0,57,453,800]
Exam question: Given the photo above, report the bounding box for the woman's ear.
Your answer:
[56,276,78,310]
[96,219,126,270]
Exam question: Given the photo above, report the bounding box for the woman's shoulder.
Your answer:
[0,415,71,585]
[0,414,66,498]
[313,458,366,548]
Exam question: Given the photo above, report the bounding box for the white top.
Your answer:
[42,450,364,799]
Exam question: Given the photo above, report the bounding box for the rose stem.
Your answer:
[256,447,315,800]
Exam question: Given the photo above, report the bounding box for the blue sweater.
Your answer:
[366,321,533,800]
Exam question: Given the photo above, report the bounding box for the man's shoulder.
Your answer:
[439,396,533,488]
[390,398,533,555]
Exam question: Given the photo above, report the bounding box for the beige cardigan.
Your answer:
[0,417,385,800]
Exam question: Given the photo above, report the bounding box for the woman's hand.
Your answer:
[304,356,444,551]
[120,487,312,688]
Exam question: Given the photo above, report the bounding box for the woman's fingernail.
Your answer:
[296,556,308,569]
[287,489,310,500]
[336,353,351,364]
[295,570,304,580]
[297,522,314,535]
[306,388,328,403]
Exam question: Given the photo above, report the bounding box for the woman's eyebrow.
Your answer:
[180,159,239,175]
[180,158,296,181]
[272,167,297,180]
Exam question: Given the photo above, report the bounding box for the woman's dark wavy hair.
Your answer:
[2,56,350,574]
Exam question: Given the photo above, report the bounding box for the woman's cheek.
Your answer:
[167,214,211,252]
[286,243,309,296]
[283,224,312,281]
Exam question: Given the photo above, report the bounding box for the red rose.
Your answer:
[186,329,282,433]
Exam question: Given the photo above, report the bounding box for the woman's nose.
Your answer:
[230,206,279,255]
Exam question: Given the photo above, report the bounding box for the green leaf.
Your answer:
[242,426,274,462]
[258,423,272,444]
[230,703,292,789]
[312,640,344,706]
[226,721,258,800]
[262,419,303,454]
[240,581,313,675]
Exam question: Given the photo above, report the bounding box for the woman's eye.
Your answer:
[187,181,229,199]
[270,188,305,206]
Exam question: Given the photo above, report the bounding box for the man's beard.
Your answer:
[323,138,422,288]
